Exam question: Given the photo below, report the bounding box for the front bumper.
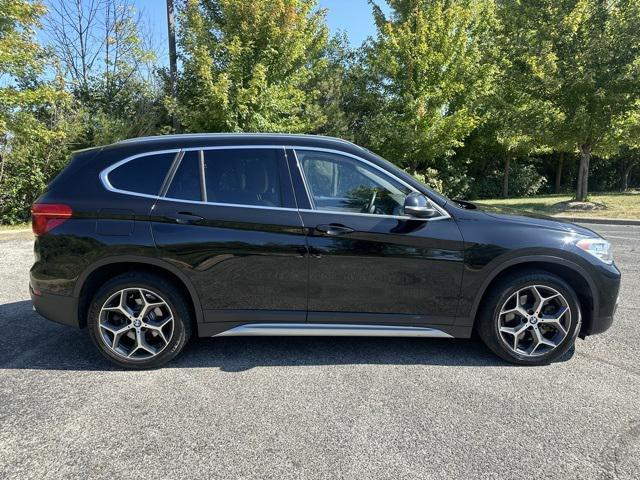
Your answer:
[585,292,618,335]
[583,314,615,336]
[30,284,80,328]
[582,265,620,336]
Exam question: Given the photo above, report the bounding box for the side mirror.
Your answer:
[403,192,439,218]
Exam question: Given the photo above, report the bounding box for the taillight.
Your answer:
[31,203,73,236]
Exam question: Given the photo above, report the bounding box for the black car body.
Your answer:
[30,134,621,368]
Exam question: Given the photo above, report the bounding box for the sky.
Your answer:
[132,0,387,65]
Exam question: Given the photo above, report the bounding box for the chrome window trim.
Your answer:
[100,148,182,200]
[198,150,207,202]
[100,145,290,209]
[291,147,451,221]
[148,195,300,212]
[99,144,451,220]
[297,208,428,221]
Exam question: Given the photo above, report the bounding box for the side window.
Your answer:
[166,151,201,201]
[108,152,176,196]
[296,150,411,216]
[203,149,283,207]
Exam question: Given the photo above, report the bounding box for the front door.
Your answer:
[290,148,464,326]
[151,146,308,324]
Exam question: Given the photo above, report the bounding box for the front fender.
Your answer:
[458,253,598,328]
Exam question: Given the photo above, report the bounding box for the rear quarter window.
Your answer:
[107,152,176,196]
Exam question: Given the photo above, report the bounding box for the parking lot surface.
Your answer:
[0,223,638,479]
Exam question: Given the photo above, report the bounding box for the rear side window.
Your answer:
[108,152,176,196]
[166,151,201,201]
[203,149,282,207]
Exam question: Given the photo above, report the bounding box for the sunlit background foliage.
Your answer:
[1,0,640,223]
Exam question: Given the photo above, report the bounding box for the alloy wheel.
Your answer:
[497,285,571,357]
[98,288,174,360]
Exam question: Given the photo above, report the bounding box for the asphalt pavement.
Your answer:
[0,223,638,479]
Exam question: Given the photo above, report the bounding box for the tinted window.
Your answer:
[203,149,282,207]
[109,152,175,196]
[297,150,411,216]
[166,151,201,201]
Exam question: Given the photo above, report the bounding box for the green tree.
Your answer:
[46,0,162,146]
[0,0,77,224]
[360,0,497,177]
[498,0,640,201]
[610,103,640,190]
[175,0,330,133]
[1,0,50,138]
[311,32,354,139]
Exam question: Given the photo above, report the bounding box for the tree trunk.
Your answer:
[576,162,583,201]
[166,0,179,132]
[621,163,634,191]
[503,156,510,198]
[576,144,591,202]
[554,152,564,194]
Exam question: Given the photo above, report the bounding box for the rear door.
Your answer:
[151,146,308,324]
[288,148,464,326]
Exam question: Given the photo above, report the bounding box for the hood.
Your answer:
[469,202,599,238]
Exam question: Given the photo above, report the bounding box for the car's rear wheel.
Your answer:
[87,272,192,369]
[477,271,581,365]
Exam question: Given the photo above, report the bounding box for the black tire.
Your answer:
[87,272,192,369]
[477,270,582,365]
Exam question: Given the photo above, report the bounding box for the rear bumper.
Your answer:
[30,284,80,328]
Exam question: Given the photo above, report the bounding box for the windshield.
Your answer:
[364,149,452,206]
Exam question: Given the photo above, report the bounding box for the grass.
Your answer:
[0,223,30,232]
[480,191,640,219]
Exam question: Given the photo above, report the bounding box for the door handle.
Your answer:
[316,224,354,236]
[167,212,205,225]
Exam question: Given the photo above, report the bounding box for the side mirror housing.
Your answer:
[403,192,439,218]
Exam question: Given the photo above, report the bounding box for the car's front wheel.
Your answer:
[477,271,581,365]
[87,273,192,369]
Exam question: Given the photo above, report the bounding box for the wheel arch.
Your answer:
[74,256,203,329]
[470,256,597,337]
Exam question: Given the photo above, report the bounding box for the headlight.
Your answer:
[576,238,613,264]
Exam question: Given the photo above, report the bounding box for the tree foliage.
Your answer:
[359,0,497,175]
[1,0,57,135]
[2,0,640,224]
[175,0,330,133]
[46,0,163,146]
[496,0,640,200]
[0,0,78,224]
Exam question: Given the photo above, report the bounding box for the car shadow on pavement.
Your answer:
[0,300,513,371]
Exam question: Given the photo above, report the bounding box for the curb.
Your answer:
[0,228,32,235]
[553,216,640,226]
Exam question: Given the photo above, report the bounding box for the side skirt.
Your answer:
[212,323,454,338]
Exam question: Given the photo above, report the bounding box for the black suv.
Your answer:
[30,134,620,368]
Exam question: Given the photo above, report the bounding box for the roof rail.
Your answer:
[114,133,362,149]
